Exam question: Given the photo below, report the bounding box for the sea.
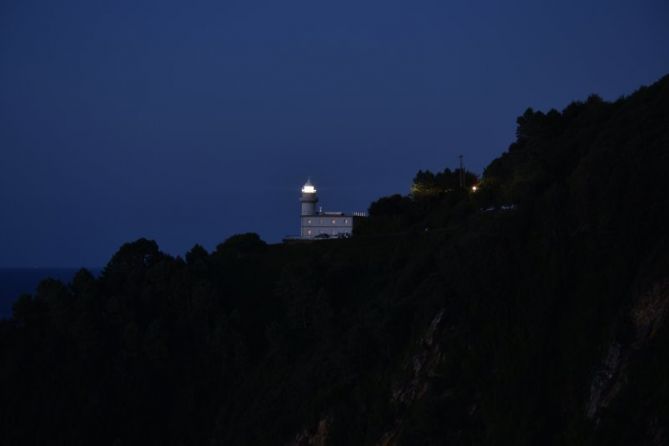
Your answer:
[0,268,101,319]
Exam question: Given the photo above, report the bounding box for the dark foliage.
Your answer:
[1,74,668,445]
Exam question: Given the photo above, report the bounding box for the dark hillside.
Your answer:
[1,74,668,445]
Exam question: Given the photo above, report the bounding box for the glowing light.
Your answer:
[471,185,478,192]
[302,185,316,193]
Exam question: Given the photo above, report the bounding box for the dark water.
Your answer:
[0,268,101,319]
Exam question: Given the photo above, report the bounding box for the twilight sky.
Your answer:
[1,0,668,267]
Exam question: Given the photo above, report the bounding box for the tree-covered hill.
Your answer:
[1,74,668,445]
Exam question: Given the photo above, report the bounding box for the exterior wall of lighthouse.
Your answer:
[300,215,353,238]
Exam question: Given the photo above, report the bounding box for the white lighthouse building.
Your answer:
[298,179,365,239]
[300,179,318,217]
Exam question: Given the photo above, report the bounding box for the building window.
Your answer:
[332,219,336,224]
[307,230,312,235]
[307,219,311,225]
[344,219,349,224]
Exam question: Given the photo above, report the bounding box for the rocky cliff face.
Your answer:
[587,250,669,443]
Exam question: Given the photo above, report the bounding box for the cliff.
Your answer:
[1,74,668,445]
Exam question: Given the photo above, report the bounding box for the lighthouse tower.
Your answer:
[294,178,365,240]
[300,179,318,216]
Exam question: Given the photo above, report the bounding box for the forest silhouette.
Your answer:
[1,74,668,445]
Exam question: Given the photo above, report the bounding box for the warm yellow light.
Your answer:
[302,185,316,193]
[471,185,478,192]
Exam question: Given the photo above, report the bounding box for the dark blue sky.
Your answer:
[1,0,668,267]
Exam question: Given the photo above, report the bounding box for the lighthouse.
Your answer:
[300,179,318,216]
[296,179,366,240]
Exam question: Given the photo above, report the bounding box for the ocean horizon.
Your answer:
[0,267,101,319]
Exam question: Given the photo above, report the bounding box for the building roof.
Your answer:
[301,212,367,218]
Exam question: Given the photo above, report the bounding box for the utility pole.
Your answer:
[458,154,465,189]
